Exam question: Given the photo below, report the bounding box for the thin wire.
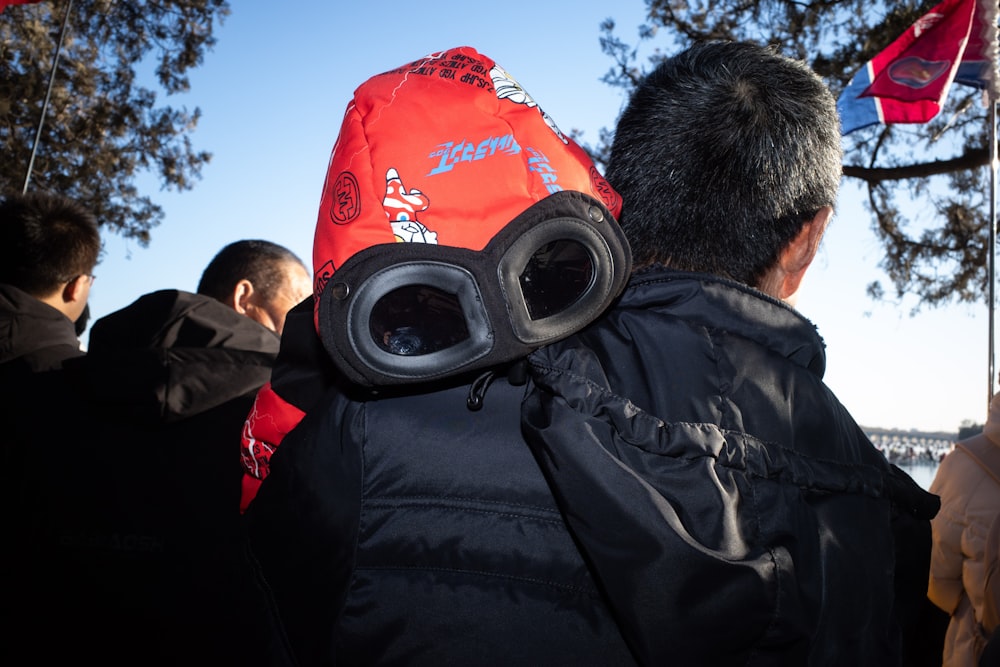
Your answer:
[22,0,75,193]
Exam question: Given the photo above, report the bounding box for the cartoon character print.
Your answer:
[238,382,307,512]
[383,168,438,243]
[490,64,568,144]
[240,403,276,482]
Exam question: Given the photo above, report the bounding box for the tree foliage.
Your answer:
[0,0,230,244]
[592,0,996,310]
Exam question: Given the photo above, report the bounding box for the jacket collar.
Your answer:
[621,268,827,378]
[0,283,80,365]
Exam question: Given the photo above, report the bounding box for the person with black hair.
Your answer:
[0,191,100,372]
[198,239,311,335]
[3,238,306,665]
[519,40,939,666]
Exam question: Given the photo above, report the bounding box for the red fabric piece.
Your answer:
[310,45,621,334]
[239,382,306,513]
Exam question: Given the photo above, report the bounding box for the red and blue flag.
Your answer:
[838,0,999,134]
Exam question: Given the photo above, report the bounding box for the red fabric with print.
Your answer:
[311,45,621,331]
[240,45,622,511]
[239,382,305,513]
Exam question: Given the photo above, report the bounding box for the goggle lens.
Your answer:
[519,239,595,320]
[370,284,471,356]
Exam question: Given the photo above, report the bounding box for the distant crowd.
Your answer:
[870,432,955,466]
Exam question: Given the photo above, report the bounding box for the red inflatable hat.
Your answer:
[312,45,622,303]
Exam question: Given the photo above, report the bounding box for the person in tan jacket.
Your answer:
[978,514,1000,666]
[929,393,1000,667]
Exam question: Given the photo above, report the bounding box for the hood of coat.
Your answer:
[0,283,81,369]
[71,289,280,424]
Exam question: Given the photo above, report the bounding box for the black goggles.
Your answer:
[317,191,632,386]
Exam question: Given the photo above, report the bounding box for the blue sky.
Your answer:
[82,1,992,433]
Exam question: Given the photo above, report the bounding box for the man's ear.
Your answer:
[62,275,89,306]
[774,206,832,303]
[231,279,255,316]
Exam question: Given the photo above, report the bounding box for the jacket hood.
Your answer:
[73,290,279,423]
[0,283,82,369]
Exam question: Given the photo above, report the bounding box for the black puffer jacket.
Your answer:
[522,268,941,666]
[247,368,636,666]
[5,290,290,666]
[0,282,82,372]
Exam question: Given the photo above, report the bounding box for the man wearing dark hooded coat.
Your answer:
[520,40,940,666]
[4,239,308,666]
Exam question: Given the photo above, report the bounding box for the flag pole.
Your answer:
[22,0,74,193]
[990,94,999,405]
[989,98,997,404]
[980,0,1000,407]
